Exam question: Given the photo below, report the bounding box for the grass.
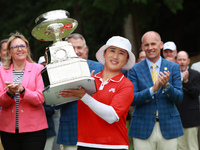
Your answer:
[127,120,133,150]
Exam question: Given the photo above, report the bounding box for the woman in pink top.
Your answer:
[60,36,135,150]
[0,32,48,150]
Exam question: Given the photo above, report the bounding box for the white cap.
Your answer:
[96,36,135,70]
[163,41,177,51]
[38,56,45,64]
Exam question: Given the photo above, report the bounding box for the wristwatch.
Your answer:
[20,87,25,94]
[6,91,15,98]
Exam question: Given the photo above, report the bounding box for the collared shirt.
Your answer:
[77,71,134,149]
[146,56,162,75]
[145,57,162,96]
[181,66,189,81]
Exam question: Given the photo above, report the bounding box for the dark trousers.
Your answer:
[1,129,46,150]
[78,146,127,150]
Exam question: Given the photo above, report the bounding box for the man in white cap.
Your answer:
[38,56,47,67]
[162,41,177,63]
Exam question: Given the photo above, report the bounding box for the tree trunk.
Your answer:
[123,14,142,58]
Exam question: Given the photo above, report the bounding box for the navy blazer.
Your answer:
[177,68,200,128]
[43,103,56,138]
[86,59,104,74]
[57,59,103,145]
[128,57,184,139]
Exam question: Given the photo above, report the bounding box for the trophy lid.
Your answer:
[32,10,78,42]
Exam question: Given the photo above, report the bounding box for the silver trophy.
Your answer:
[32,10,96,106]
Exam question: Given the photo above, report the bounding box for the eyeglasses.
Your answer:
[10,44,27,50]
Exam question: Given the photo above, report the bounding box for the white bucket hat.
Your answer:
[96,36,135,70]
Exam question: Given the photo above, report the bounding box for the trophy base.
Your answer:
[43,77,96,106]
[41,58,96,106]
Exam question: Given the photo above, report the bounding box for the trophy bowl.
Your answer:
[32,10,96,106]
[32,10,78,42]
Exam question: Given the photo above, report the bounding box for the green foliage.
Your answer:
[163,0,183,13]
[132,0,147,4]
[0,0,188,62]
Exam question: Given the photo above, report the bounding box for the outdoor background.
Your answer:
[0,0,200,63]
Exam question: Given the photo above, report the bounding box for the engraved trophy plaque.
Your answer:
[32,10,96,106]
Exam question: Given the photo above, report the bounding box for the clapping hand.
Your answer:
[182,71,189,83]
[152,71,170,92]
[4,82,22,94]
[158,71,170,87]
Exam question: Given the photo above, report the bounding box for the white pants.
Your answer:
[133,122,178,150]
[63,145,77,150]
[44,136,55,150]
[178,127,199,150]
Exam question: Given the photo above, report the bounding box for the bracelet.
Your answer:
[6,91,15,98]
[20,87,25,94]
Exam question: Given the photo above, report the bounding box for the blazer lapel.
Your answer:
[4,65,13,83]
[160,58,166,73]
[140,60,153,87]
[21,61,32,88]
[156,58,169,95]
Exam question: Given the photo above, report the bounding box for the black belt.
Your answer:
[156,118,159,122]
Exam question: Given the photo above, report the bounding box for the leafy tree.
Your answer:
[2,0,200,63]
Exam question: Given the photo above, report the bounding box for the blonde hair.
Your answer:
[4,32,35,69]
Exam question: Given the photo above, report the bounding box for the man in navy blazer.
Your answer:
[57,33,104,150]
[128,31,184,150]
[176,51,200,150]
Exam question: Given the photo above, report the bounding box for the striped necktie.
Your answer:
[151,64,158,84]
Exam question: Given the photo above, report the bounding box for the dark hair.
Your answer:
[0,39,8,52]
[104,47,129,59]
[136,48,143,60]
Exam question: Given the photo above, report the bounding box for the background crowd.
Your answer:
[0,29,200,150]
